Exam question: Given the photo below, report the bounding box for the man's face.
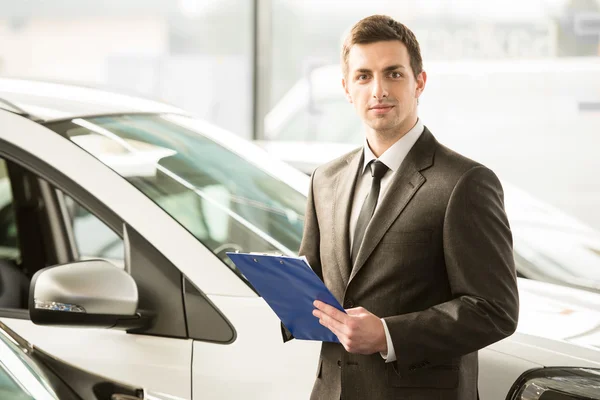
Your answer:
[343,40,426,137]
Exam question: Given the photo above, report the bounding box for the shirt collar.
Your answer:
[362,118,425,174]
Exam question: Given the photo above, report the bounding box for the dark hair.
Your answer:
[341,15,423,79]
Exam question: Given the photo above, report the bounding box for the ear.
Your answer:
[415,70,427,99]
[342,77,353,104]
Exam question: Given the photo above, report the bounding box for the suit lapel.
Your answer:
[333,149,363,287]
[349,129,437,284]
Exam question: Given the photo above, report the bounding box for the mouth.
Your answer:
[369,105,395,114]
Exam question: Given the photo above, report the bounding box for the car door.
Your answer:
[0,111,196,398]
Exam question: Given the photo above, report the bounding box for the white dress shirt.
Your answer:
[349,118,424,363]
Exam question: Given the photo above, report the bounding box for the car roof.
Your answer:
[0,77,186,123]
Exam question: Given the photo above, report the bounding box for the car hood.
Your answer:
[517,278,600,349]
[484,279,600,368]
[505,185,600,292]
[490,331,600,368]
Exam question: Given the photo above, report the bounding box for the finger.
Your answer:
[314,309,349,335]
[318,317,347,342]
[314,300,349,323]
[314,313,354,352]
[345,307,366,316]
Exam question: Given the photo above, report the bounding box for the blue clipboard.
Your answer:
[226,252,345,343]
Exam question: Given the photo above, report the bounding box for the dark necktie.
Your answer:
[351,160,389,266]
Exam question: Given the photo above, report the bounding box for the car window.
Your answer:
[47,114,307,275]
[0,362,35,400]
[0,331,59,400]
[60,193,124,266]
[0,160,20,263]
[0,157,126,312]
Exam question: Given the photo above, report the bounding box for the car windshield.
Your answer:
[46,114,308,272]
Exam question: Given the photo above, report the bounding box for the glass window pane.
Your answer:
[61,193,124,266]
[0,159,20,263]
[0,362,31,399]
[47,114,307,276]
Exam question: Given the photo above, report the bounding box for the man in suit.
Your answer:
[290,14,519,400]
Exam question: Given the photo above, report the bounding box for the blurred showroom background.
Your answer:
[1,0,599,230]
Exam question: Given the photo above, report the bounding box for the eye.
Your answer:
[390,72,402,79]
[357,74,368,81]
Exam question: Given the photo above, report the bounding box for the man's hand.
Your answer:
[313,300,387,355]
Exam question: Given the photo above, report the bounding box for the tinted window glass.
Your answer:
[0,159,20,263]
[61,193,124,265]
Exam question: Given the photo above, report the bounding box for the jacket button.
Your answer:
[337,360,342,368]
[344,299,354,308]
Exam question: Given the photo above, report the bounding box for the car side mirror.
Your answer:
[29,260,151,330]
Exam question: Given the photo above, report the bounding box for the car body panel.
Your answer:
[478,346,541,400]
[195,295,319,399]
[3,318,193,399]
[0,320,184,400]
[517,278,600,348]
[480,332,600,399]
[490,332,600,367]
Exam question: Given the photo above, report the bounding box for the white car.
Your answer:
[259,61,600,296]
[0,78,599,400]
[0,320,182,400]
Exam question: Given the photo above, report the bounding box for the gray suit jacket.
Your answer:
[291,128,519,400]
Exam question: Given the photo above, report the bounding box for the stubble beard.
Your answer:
[366,113,404,143]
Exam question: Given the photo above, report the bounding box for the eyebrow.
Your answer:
[355,65,407,74]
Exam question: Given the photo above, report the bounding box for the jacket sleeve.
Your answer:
[281,169,323,343]
[383,166,519,371]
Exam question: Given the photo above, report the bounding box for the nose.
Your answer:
[372,76,388,100]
